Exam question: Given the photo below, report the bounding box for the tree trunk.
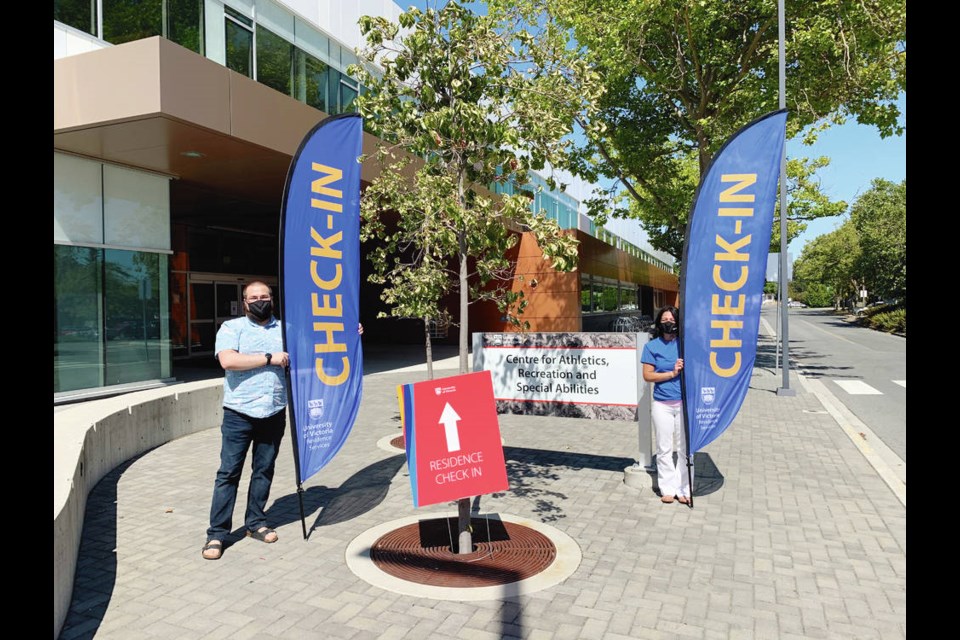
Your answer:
[456,239,473,554]
[458,239,469,375]
[424,315,434,381]
[457,497,472,554]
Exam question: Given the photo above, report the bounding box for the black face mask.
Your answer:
[661,321,677,335]
[247,300,273,321]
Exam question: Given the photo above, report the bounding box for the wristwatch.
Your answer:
[265,353,273,366]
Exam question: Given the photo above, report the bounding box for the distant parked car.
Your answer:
[787,301,807,308]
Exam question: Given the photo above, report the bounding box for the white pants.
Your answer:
[653,400,692,498]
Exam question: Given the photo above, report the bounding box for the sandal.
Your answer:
[246,527,278,543]
[677,496,690,505]
[202,539,222,560]
[660,495,675,504]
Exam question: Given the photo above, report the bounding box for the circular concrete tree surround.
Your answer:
[345,512,581,600]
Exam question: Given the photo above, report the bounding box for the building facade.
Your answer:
[54,0,678,400]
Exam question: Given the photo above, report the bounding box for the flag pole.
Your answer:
[283,367,309,539]
[677,209,694,509]
[679,335,693,509]
[279,164,310,541]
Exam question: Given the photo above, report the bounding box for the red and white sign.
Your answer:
[482,346,638,406]
[405,370,508,507]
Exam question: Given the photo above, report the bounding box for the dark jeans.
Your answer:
[206,407,286,541]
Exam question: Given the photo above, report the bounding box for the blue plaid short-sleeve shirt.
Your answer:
[215,315,287,418]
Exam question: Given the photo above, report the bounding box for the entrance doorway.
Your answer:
[181,274,278,359]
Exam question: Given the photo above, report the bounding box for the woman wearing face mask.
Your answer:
[641,305,691,504]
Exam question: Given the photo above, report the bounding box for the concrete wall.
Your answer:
[54,380,224,638]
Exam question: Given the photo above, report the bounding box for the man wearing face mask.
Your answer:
[202,281,290,560]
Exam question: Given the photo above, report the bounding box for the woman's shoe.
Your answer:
[660,495,675,504]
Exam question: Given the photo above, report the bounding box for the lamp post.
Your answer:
[776,0,796,397]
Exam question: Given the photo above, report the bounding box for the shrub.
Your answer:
[867,307,905,334]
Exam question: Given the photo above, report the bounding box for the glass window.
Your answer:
[216,283,240,318]
[339,79,359,114]
[587,277,619,313]
[590,281,603,313]
[167,0,204,54]
[103,164,171,251]
[103,0,162,45]
[103,250,170,385]
[187,229,220,272]
[170,271,188,357]
[54,152,103,245]
[580,275,592,313]
[55,0,98,35]
[224,3,252,26]
[190,281,215,353]
[294,16,333,66]
[256,24,293,96]
[257,0,294,41]
[54,246,103,393]
[294,48,330,112]
[225,13,253,77]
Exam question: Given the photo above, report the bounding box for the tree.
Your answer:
[849,178,906,303]
[351,0,596,553]
[793,178,906,311]
[493,0,905,261]
[792,221,861,309]
[620,152,848,258]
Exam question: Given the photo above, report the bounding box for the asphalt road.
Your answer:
[762,305,906,462]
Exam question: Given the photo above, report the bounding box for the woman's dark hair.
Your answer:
[651,305,680,338]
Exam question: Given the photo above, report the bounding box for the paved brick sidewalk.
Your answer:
[58,338,905,639]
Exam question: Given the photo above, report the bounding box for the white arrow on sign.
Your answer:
[438,402,462,452]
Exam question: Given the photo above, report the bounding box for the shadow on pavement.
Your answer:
[651,452,724,499]
[756,321,860,381]
[265,454,407,538]
[485,446,637,523]
[58,456,143,640]
[692,452,724,496]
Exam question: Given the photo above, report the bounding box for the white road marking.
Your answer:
[833,380,883,395]
[892,380,906,388]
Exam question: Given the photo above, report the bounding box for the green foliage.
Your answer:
[861,306,905,334]
[793,178,906,309]
[799,282,834,308]
[493,0,905,262]
[353,1,596,372]
[793,221,860,308]
[850,178,906,303]
[763,281,778,295]
[615,151,849,258]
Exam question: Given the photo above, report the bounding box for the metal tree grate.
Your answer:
[370,517,557,588]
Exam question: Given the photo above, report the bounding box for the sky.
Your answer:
[786,94,906,256]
